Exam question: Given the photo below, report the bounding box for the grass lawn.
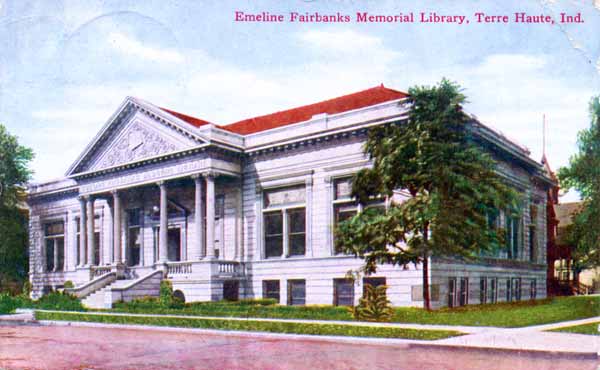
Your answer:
[109,296,600,328]
[551,322,600,336]
[34,311,463,340]
[391,296,600,327]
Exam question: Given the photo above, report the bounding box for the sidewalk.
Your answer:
[433,316,600,355]
[3,309,599,357]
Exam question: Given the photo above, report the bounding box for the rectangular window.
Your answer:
[264,211,283,258]
[488,278,498,303]
[262,280,280,303]
[288,208,306,256]
[333,204,357,255]
[505,214,521,259]
[506,279,512,302]
[45,239,55,272]
[512,278,522,301]
[529,226,537,262]
[127,209,142,266]
[530,279,537,300]
[44,221,65,272]
[363,277,386,296]
[459,277,469,306]
[331,177,385,255]
[333,278,355,306]
[263,186,306,258]
[479,277,487,304]
[287,279,306,306]
[448,278,457,308]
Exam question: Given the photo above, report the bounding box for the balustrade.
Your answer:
[167,262,193,275]
[90,266,112,278]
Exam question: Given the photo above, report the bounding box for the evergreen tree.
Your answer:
[350,284,394,322]
[335,79,517,310]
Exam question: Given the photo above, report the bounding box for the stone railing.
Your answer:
[166,261,193,275]
[218,261,239,274]
[64,272,117,299]
[90,266,112,279]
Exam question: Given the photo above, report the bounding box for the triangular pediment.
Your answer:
[67,98,209,176]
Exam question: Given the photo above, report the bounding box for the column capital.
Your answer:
[110,189,120,196]
[157,180,166,188]
[191,173,203,181]
[203,171,217,179]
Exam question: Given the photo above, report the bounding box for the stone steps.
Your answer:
[81,271,163,309]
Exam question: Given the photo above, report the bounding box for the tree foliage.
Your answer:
[0,124,33,208]
[558,96,600,272]
[335,79,518,309]
[0,124,33,290]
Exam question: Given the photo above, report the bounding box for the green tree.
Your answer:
[0,124,33,291]
[558,96,600,279]
[335,79,517,310]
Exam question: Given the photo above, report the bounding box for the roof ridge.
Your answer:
[158,106,212,128]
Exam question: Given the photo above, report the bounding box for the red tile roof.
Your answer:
[223,85,408,135]
[160,107,212,128]
[158,85,408,135]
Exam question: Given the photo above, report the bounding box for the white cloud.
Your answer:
[108,32,184,64]
[298,29,400,63]
[472,54,547,75]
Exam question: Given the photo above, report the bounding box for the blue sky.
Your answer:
[2,1,599,201]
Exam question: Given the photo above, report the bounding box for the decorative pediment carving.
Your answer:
[92,121,181,170]
[67,98,209,177]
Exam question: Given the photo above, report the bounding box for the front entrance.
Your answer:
[223,280,239,301]
[167,228,181,261]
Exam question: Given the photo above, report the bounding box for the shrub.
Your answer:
[350,284,393,322]
[236,298,277,306]
[114,296,161,311]
[0,293,18,314]
[63,281,74,289]
[35,291,85,311]
[159,280,183,309]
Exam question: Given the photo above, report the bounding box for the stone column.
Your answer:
[78,197,87,267]
[86,196,95,266]
[158,181,168,263]
[67,210,77,271]
[192,175,205,260]
[205,173,216,259]
[105,203,113,265]
[112,191,122,264]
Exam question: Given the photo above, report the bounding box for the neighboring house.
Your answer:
[27,85,554,309]
[552,201,599,294]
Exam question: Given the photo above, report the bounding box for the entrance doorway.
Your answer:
[167,228,181,262]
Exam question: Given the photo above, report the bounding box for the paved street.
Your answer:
[0,324,597,370]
